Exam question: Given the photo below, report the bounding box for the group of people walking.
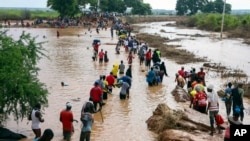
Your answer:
[27,17,247,141]
[174,66,245,139]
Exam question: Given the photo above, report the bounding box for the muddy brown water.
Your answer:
[1,22,250,141]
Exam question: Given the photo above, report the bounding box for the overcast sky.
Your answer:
[0,0,249,10]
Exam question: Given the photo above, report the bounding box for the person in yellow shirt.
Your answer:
[111,63,119,78]
[102,75,109,100]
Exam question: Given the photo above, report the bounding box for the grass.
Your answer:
[0,9,59,20]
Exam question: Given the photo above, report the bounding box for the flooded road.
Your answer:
[2,21,250,141]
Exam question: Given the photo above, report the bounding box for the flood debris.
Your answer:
[146,104,224,141]
[171,86,191,102]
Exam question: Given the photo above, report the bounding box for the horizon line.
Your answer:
[0,7,249,11]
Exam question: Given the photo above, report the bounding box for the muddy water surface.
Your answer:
[2,21,250,141]
[3,27,177,141]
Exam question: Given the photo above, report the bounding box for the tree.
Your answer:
[131,1,152,15]
[0,31,48,122]
[176,0,208,15]
[176,0,189,15]
[202,0,231,13]
[47,0,79,18]
[99,0,126,13]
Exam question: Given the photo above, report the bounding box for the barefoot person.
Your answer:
[31,103,44,139]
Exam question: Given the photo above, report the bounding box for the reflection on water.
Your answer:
[2,22,250,141]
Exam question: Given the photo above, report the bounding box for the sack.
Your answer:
[198,99,207,107]
[215,114,224,125]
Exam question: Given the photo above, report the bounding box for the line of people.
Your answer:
[174,66,245,138]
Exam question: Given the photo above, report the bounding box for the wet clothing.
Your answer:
[90,85,103,103]
[31,109,41,129]
[207,90,219,129]
[98,51,104,63]
[197,71,206,86]
[178,69,185,78]
[80,112,94,141]
[152,51,160,65]
[60,109,73,141]
[119,82,130,100]
[125,67,132,78]
[106,74,115,92]
[231,87,244,120]
[118,75,132,86]
[60,110,73,132]
[119,63,125,74]
[176,75,185,88]
[127,54,133,64]
[104,53,109,62]
[112,64,119,78]
[145,51,152,67]
[146,70,156,86]
[194,91,207,113]
[224,87,232,116]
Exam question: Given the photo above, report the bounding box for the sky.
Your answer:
[0,0,249,10]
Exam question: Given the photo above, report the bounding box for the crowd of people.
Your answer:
[27,17,247,141]
[174,65,245,138]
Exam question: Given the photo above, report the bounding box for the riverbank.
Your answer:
[1,16,249,141]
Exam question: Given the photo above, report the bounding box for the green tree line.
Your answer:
[176,0,232,15]
[47,0,152,18]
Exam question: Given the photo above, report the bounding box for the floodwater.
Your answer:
[1,21,250,141]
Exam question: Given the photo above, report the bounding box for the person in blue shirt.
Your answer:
[117,75,132,87]
[223,82,233,116]
[80,103,94,141]
[146,67,156,86]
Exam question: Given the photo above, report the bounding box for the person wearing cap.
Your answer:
[117,80,130,100]
[89,81,103,111]
[197,67,206,86]
[223,82,233,116]
[231,82,244,121]
[31,103,44,139]
[206,84,220,136]
[60,102,74,141]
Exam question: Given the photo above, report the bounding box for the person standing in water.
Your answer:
[80,102,95,141]
[119,60,125,75]
[57,30,60,38]
[31,103,44,139]
[223,82,233,116]
[60,102,75,141]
